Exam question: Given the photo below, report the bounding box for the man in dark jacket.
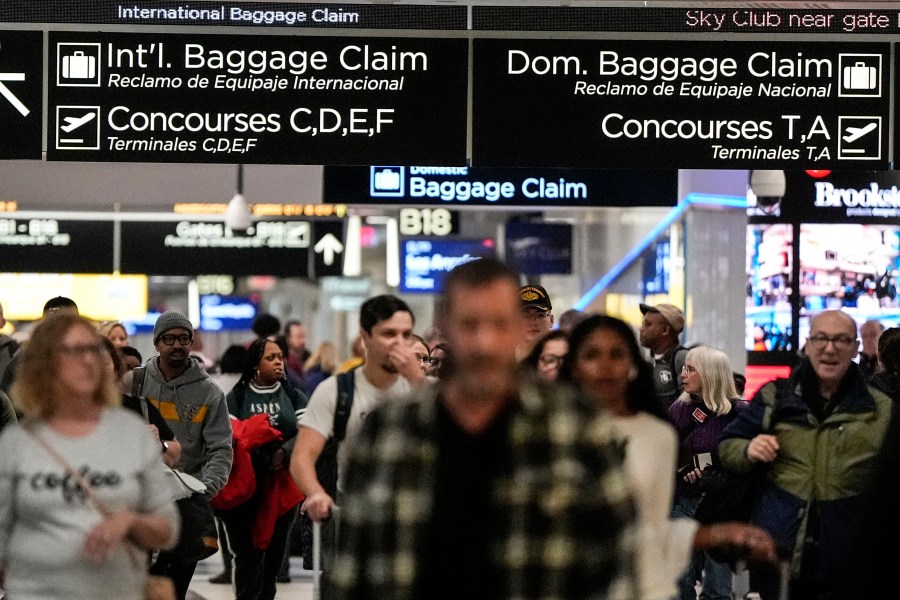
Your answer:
[638,302,688,409]
[720,310,899,600]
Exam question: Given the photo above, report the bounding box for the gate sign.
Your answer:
[46,31,468,164]
[472,39,890,169]
[0,217,114,272]
[0,30,43,159]
[119,219,314,276]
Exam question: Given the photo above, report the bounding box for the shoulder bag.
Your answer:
[28,430,176,600]
[693,381,783,524]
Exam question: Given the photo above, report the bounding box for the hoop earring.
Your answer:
[627,366,638,382]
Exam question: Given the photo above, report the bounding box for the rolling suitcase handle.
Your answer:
[313,519,321,600]
[312,505,341,600]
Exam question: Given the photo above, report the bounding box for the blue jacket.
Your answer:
[719,359,897,586]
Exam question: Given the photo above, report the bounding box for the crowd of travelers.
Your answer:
[0,257,898,600]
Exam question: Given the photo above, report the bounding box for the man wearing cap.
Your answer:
[129,310,233,600]
[1,296,79,398]
[638,303,689,409]
[516,284,554,361]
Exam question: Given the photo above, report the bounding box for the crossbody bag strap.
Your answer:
[26,429,145,568]
[27,430,112,517]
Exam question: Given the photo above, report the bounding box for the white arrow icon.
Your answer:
[0,73,29,116]
[314,233,344,266]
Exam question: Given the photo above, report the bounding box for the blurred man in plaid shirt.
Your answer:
[325,257,638,600]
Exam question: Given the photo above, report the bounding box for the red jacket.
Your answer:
[212,413,304,549]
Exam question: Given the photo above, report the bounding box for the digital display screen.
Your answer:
[746,223,794,352]
[798,224,900,337]
[399,238,494,294]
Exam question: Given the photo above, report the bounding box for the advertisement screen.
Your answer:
[798,223,900,332]
[746,224,793,352]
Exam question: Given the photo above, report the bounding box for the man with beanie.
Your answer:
[638,303,689,409]
[130,310,233,600]
[515,284,554,361]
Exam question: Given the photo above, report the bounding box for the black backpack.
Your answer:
[316,368,355,498]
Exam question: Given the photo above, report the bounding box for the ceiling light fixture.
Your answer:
[225,163,252,230]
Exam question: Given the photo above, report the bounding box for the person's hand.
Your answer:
[83,511,135,563]
[301,491,335,522]
[747,433,779,463]
[388,343,426,383]
[682,467,703,484]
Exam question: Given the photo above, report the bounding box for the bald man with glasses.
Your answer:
[719,309,900,600]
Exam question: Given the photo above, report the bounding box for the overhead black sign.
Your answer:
[0,218,113,272]
[472,39,890,169]
[322,166,677,206]
[0,30,43,159]
[46,31,468,164]
[1,2,466,30]
[119,219,339,276]
[473,6,900,34]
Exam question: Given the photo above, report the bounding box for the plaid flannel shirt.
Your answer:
[325,378,638,600]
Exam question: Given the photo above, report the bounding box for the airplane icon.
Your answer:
[842,122,877,143]
[60,111,96,133]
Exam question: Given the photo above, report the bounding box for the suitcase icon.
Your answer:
[843,62,876,90]
[62,51,96,79]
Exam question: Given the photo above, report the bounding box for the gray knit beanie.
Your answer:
[153,311,193,343]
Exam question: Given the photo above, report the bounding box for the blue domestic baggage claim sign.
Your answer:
[472,39,890,170]
[46,31,468,164]
[0,30,43,159]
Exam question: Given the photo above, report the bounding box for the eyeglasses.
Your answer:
[416,354,437,367]
[58,343,104,359]
[681,365,698,374]
[159,334,193,346]
[524,310,551,322]
[806,334,856,350]
[539,354,565,367]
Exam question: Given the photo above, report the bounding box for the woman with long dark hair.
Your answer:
[219,337,307,600]
[560,315,775,600]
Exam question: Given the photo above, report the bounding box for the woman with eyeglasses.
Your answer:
[560,316,775,600]
[219,337,308,600]
[411,334,433,377]
[523,329,568,382]
[0,314,179,600]
[668,345,748,600]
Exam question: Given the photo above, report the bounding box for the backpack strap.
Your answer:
[759,377,786,432]
[132,365,146,397]
[333,368,356,443]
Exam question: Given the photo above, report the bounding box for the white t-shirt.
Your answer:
[610,412,698,600]
[300,370,415,492]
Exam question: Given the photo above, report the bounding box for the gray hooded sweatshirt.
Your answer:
[134,357,232,497]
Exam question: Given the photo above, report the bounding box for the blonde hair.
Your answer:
[12,314,120,419]
[676,345,737,416]
[304,341,338,374]
[97,320,127,340]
